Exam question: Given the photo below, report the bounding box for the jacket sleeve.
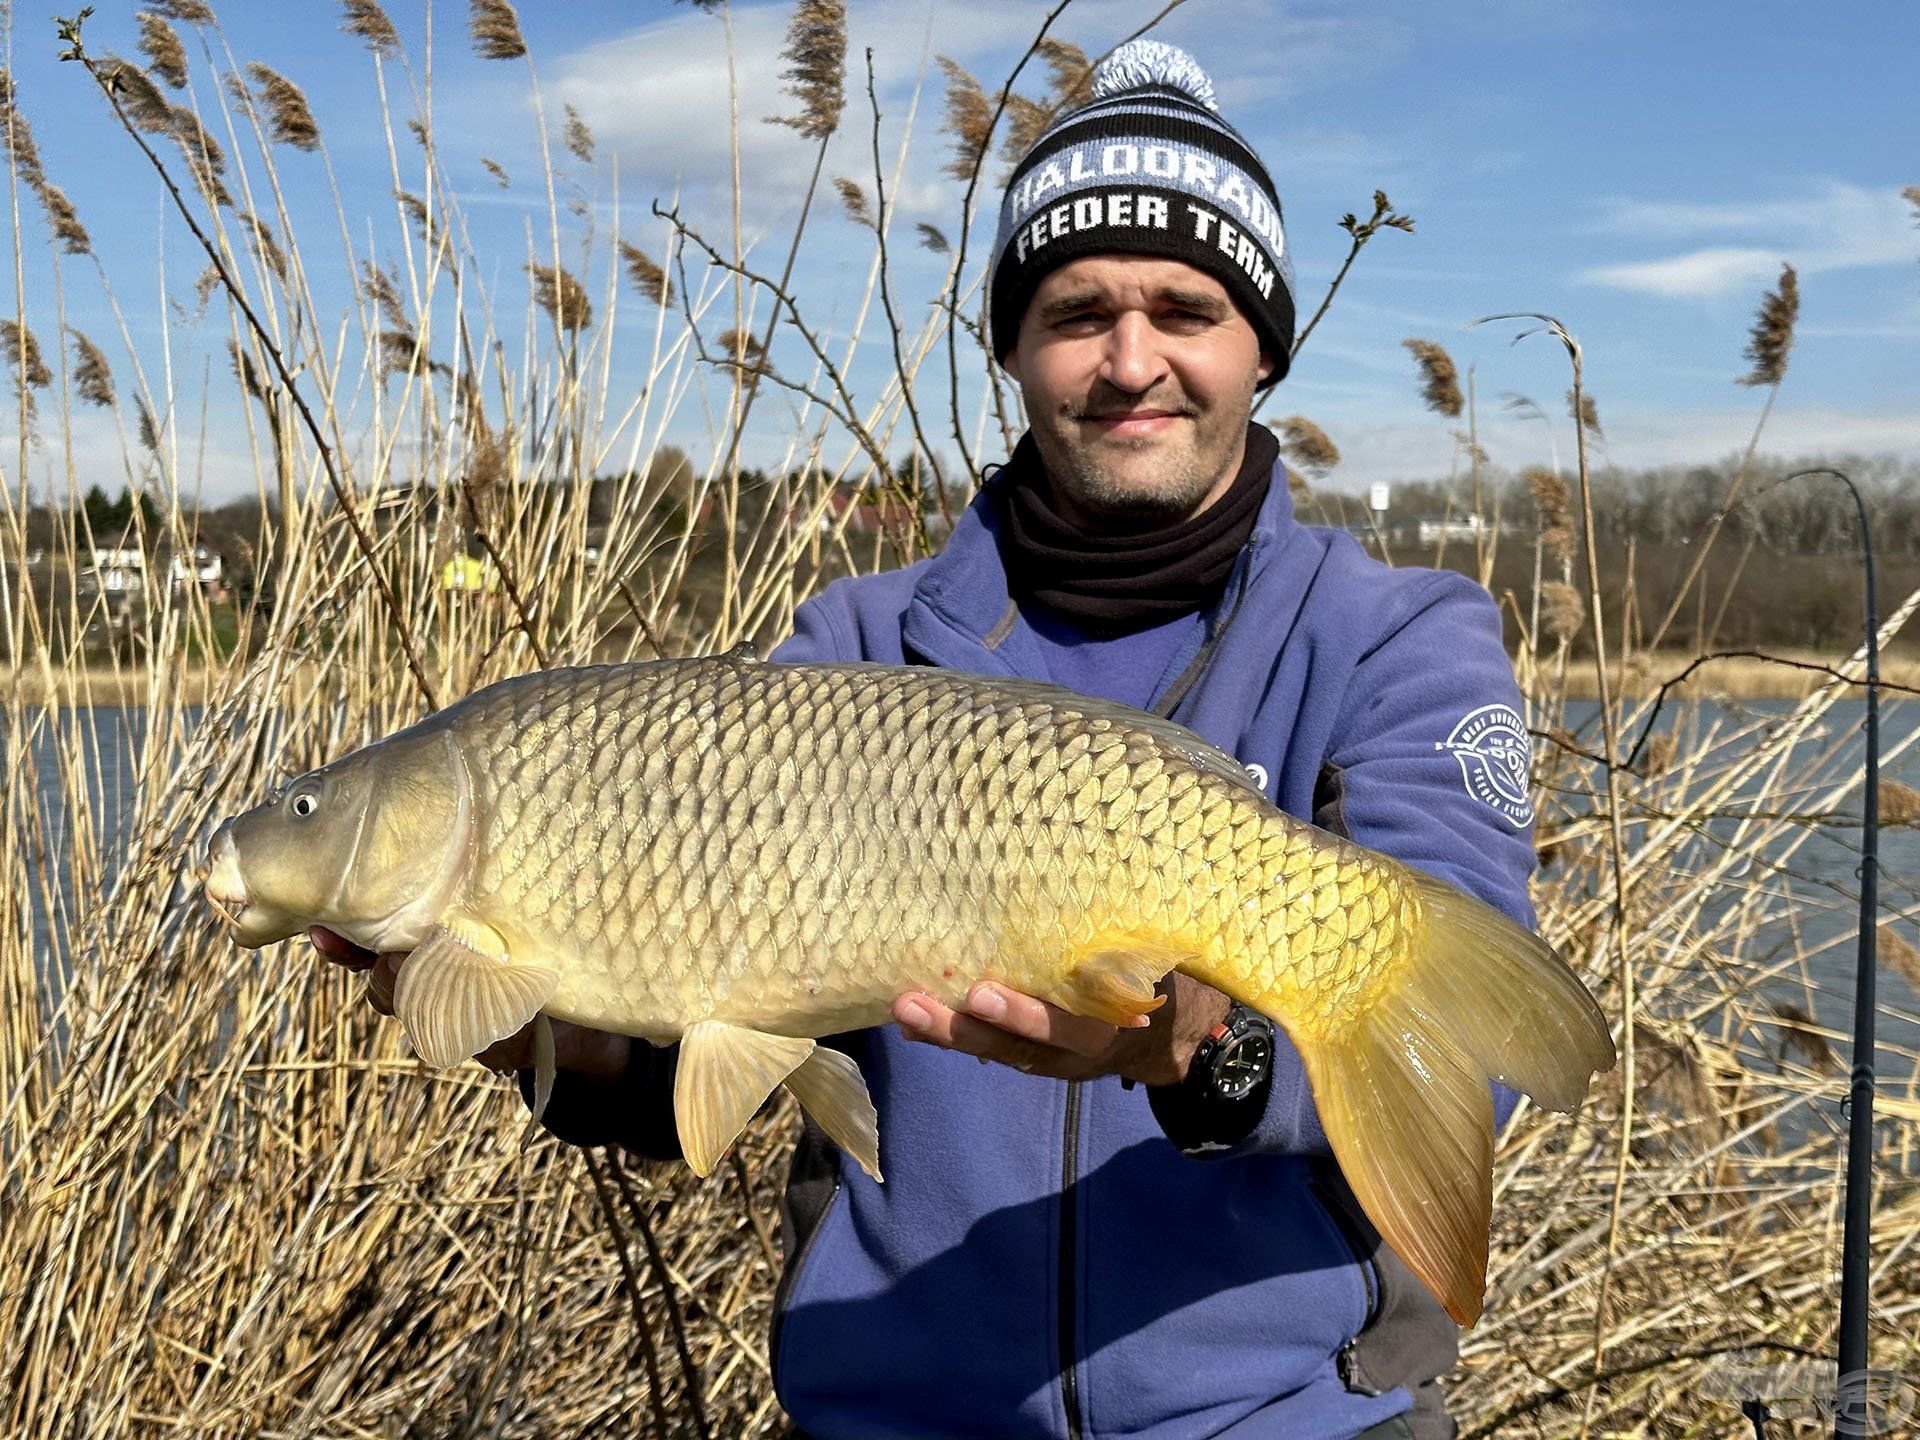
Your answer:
[1195,575,1534,1160]
[515,592,860,1153]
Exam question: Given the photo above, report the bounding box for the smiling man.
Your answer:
[317,38,1538,1440]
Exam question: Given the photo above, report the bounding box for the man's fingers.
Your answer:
[893,987,1116,1076]
[365,954,404,1017]
[964,983,1119,1058]
[311,924,378,972]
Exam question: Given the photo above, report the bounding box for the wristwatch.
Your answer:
[1146,1003,1276,1153]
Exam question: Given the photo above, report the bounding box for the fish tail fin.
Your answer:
[1279,871,1614,1326]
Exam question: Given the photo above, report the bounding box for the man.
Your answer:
[318,40,1535,1439]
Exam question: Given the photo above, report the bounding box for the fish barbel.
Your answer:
[203,650,1613,1324]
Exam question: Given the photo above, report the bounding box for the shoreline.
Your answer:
[6,650,1916,709]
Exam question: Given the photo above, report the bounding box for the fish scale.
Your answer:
[205,651,1614,1326]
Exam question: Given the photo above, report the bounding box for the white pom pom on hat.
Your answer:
[1088,38,1220,112]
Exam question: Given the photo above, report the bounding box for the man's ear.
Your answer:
[1255,348,1277,385]
[1000,347,1024,384]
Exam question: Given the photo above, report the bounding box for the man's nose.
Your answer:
[1099,313,1169,394]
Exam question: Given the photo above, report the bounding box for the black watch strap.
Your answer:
[1146,1003,1275,1154]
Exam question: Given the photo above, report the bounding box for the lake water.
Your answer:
[19,698,1920,1097]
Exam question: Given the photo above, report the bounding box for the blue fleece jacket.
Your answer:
[755,458,1537,1439]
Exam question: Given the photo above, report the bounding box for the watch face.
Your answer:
[1214,1029,1274,1101]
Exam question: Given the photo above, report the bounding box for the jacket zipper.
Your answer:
[1059,1079,1084,1440]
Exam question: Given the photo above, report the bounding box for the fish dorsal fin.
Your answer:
[784,1046,882,1182]
[675,1021,816,1176]
[392,914,557,1070]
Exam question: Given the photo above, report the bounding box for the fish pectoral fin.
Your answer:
[1046,939,1185,1027]
[675,1021,816,1177]
[784,1046,882,1183]
[392,917,558,1071]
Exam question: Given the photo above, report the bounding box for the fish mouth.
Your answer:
[202,828,251,930]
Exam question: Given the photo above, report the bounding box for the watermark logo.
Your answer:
[1696,1355,1917,1435]
[1436,704,1534,828]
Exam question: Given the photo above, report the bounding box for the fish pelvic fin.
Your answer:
[1285,870,1614,1328]
[675,1022,885,1184]
[675,1021,816,1177]
[393,915,557,1071]
[784,1046,882,1183]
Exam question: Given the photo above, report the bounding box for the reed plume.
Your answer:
[1567,386,1602,439]
[529,263,592,332]
[1525,464,1574,568]
[916,222,949,254]
[247,63,321,150]
[1403,338,1463,417]
[1882,923,1920,992]
[235,210,289,281]
[1879,778,1920,825]
[136,12,188,89]
[619,242,671,306]
[1905,184,1920,230]
[67,327,115,408]
[1,319,51,391]
[1540,581,1584,641]
[40,183,90,253]
[482,156,509,187]
[718,329,766,373]
[469,0,527,61]
[1001,94,1051,163]
[1637,732,1676,780]
[97,55,175,137]
[1770,1001,1835,1072]
[153,0,214,21]
[394,189,429,234]
[340,0,401,57]
[562,103,593,164]
[768,0,846,141]
[1737,263,1798,388]
[936,56,994,183]
[359,261,408,330]
[833,176,872,229]
[1271,415,1340,476]
[1037,38,1092,110]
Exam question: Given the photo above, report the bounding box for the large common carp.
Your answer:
[203,651,1613,1324]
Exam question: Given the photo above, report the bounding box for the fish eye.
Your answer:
[290,790,321,818]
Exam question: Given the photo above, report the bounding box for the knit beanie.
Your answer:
[987,40,1296,386]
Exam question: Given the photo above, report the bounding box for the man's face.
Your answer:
[1003,255,1274,528]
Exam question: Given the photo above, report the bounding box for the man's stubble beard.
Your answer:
[1032,371,1260,529]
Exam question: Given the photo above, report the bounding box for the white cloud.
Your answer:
[1579,180,1916,296]
[1583,246,1782,298]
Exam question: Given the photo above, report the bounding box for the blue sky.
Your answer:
[4,0,1916,503]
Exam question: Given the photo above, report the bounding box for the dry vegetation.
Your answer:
[3,4,1918,1437]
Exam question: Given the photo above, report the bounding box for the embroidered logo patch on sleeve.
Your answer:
[1436,704,1535,828]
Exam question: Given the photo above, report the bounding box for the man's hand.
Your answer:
[308,926,630,1080]
[893,973,1231,1086]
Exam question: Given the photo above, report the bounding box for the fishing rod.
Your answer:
[1684,466,1881,1438]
